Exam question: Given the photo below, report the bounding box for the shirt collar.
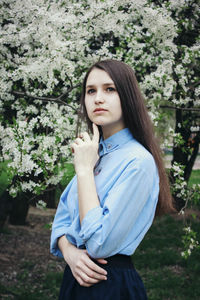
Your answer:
[98,128,133,157]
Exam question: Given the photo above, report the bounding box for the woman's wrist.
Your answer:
[76,167,94,177]
[58,235,74,264]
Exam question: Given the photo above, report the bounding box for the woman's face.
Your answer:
[84,68,125,139]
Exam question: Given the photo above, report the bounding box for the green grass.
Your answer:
[0,163,200,299]
[188,169,200,187]
[1,215,200,299]
[133,215,200,299]
[0,271,63,300]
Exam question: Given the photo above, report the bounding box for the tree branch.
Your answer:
[160,105,200,112]
[12,90,78,112]
[57,83,80,101]
[170,81,200,95]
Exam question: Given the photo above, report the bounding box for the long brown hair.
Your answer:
[80,59,175,216]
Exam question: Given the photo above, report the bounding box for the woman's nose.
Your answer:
[95,90,104,104]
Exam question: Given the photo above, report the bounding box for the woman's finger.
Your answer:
[74,137,84,145]
[79,263,107,281]
[71,142,77,153]
[85,256,107,276]
[76,275,92,287]
[92,123,100,143]
[80,271,104,285]
[81,132,91,142]
[96,258,108,265]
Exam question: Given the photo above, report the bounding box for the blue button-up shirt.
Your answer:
[50,128,159,259]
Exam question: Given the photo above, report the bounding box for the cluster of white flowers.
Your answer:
[148,111,159,127]
[0,101,76,196]
[0,0,199,201]
[20,181,41,193]
[36,200,47,210]
[0,0,199,258]
[0,0,181,111]
[190,126,200,132]
[0,0,125,102]
[181,226,200,259]
[171,162,187,198]
[0,0,180,195]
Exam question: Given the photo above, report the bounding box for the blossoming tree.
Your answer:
[0,0,199,254]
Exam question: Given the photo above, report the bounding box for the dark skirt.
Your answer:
[59,254,147,300]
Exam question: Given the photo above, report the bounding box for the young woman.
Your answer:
[50,59,175,299]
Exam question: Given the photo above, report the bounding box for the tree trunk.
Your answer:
[33,185,57,208]
[184,135,200,181]
[43,186,56,208]
[9,192,29,225]
[172,110,190,168]
[172,109,200,210]
[0,190,12,229]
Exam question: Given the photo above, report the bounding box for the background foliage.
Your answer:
[0,0,199,256]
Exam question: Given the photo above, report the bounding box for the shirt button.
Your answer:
[107,143,112,149]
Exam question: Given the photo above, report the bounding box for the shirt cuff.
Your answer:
[79,206,103,242]
[50,227,69,258]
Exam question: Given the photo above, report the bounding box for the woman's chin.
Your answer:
[90,119,106,126]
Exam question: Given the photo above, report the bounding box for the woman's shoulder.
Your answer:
[120,139,157,172]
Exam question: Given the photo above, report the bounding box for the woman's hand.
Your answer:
[59,237,107,287]
[71,123,99,175]
[67,248,107,287]
[58,235,107,288]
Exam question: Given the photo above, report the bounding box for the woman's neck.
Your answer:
[102,123,126,140]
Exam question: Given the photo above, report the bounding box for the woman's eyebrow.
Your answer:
[86,83,115,88]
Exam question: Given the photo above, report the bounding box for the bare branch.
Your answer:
[159,105,200,112]
[12,91,78,112]
[169,81,200,96]
[57,83,80,101]
[178,195,189,215]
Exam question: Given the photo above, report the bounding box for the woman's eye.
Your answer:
[106,87,115,92]
[87,89,95,94]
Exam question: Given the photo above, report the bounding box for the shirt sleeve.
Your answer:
[79,157,159,258]
[50,178,75,257]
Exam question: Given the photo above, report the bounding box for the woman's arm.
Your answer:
[68,123,109,286]
[79,156,159,258]
[50,179,75,257]
[71,123,100,223]
[58,235,107,287]
[51,171,107,287]
[77,169,99,223]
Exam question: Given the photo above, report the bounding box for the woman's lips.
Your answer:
[94,108,107,113]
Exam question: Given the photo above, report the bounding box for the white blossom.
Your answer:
[36,200,47,210]
[0,0,199,206]
[190,126,200,132]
